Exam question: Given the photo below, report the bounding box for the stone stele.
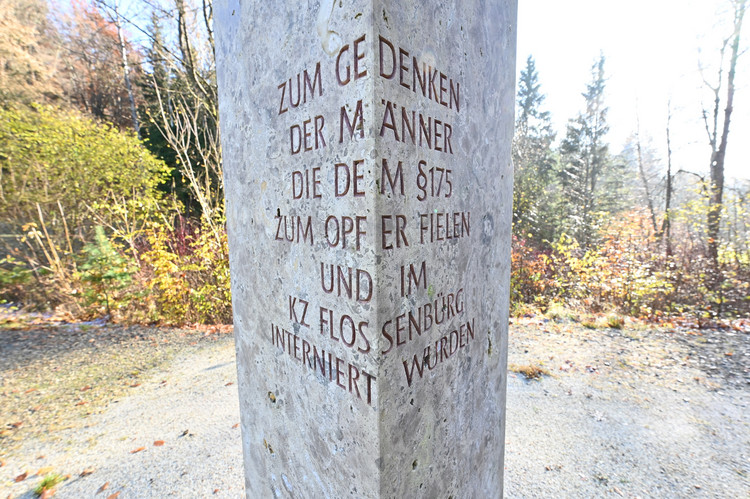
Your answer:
[215,1,516,497]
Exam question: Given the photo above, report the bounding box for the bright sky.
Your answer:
[517,0,749,182]
[107,0,748,181]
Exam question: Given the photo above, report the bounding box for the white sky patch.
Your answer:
[517,0,749,182]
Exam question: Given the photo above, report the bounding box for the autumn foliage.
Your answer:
[0,0,748,326]
[511,206,750,319]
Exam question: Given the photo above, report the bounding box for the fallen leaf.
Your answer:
[97,481,110,493]
[80,468,95,477]
[130,447,145,454]
[24,388,37,394]
[75,401,87,406]
[106,493,120,499]
[231,423,239,429]
[153,440,164,446]
[180,429,189,437]
[40,489,55,499]
[36,455,45,460]
[725,351,734,356]
[129,383,141,388]
[213,489,220,494]
[11,421,23,428]
[31,405,43,412]
[15,471,28,482]
[0,458,5,467]
[37,466,54,475]
[225,382,234,386]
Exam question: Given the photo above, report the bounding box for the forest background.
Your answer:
[0,0,747,326]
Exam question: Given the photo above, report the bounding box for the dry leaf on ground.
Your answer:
[80,468,95,477]
[97,481,110,493]
[130,447,145,454]
[153,440,164,446]
[106,492,120,499]
[15,471,28,482]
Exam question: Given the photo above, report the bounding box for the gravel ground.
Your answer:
[1,318,748,498]
[504,319,749,498]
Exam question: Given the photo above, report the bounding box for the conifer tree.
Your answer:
[558,55,614,247]
[512,56,556,243]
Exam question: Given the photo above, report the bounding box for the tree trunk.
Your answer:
[662,107,673,258]
[113,0,140,136]
[635,114,658,234]
[707,0,745,268]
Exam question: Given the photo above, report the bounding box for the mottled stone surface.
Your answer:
[215,1,516,497]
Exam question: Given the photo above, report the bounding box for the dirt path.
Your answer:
[1,320,748,498]
[1,324,241,498]
[504,319,749,498]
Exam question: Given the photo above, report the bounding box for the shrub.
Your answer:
[0,105,169,311]
[78,226,135,316]
[141,218,231,324]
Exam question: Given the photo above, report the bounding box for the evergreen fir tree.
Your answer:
[558,55,613,247]
[512,56,557,244]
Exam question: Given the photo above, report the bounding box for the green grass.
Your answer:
[607,314,625,329]
[35,473,65,496]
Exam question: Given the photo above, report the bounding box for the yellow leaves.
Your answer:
[512,210,681,316]
[140,220,231,324]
